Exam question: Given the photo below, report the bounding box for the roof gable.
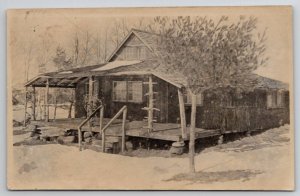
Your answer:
[107,29,159,62]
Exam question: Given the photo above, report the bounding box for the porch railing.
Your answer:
[77,105,128,153]
[101,105,127,153]
[77,105,104,151]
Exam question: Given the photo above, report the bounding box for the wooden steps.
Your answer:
[83,136,122,154]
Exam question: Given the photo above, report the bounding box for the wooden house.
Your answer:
[24,29,290,151]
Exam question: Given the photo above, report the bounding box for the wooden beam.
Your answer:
[23,87,28,127]
[88,76,94,129]
[100,107,104,152]
[189,91,197,173]
[166,84,169,123]
[68,77,84,86]
[32,87,36,121]
[56,78,71,85]
[178,89,187,140]
[33,85,76,88]
[121,107,127,152]
[45,79,49,122]
[148,75,154,133]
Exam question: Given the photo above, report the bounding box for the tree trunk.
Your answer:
[68,102,73,118]
[189,92,197,174]
[178,89,187,139]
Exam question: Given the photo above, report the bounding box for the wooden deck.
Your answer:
[31,118,221,142]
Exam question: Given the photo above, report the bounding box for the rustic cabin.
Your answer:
[24,29,290,153]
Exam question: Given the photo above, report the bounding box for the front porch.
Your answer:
[31,118,221,142]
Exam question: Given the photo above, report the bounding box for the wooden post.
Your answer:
[100,107,104,152]
[88,76,94,115]
[148,75,154,132]
[78,128,82,151]
[23,87,28,127]
[38,92,43,120]
[32,87,36,121]
[101,129,106,153]
[53,90,57,121]
[99,107,104,133]
[45,79,49,122]
[88,76,94,129]
[121,108,127,152]
[189,91,197,174]
[178,89,187,139]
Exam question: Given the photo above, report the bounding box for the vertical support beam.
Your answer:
[178,89,187,140]
[166,84,169,123]
[38,93,43,120]
[148,75,153,132]
[189,91,197,173]
[121,108,127,153]
[100,106,105,153]
[53,90,57,121]
[32,87,36,121]
[78,128,82,151]
[88,76,94,130]
[99,107,104,133]
[45,79,49,122]
[23,87,28,127]
[88,76,94,115]
[101,129,106,153]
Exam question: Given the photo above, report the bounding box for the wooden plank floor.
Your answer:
[31,118,221,142]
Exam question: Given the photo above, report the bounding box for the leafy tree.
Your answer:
[152,16,268,173]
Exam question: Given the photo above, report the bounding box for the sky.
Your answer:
[7,6,293,88]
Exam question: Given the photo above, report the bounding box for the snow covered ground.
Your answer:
[8,124,294,190]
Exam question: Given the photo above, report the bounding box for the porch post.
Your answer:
[32,86,36,121]
[23,87,28,127]
[148,75,154,132]
[88,76,94,115]
[88,76,94,130]
[178,88,187,140]
[189,91,197,173]
[45,79,49,122]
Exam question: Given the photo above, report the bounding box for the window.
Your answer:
[128,81,143,102]
[267,90,285,108]
[112,81,143,103]
[113,81,127,102]
[184,92,203,106]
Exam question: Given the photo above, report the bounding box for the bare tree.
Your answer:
[52,46,74,119]
[23,40,34,82]
[152,16,268,173]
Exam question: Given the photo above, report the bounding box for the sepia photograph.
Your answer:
[6,6,294,190]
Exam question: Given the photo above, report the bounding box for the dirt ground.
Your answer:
[8,123,294,190]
